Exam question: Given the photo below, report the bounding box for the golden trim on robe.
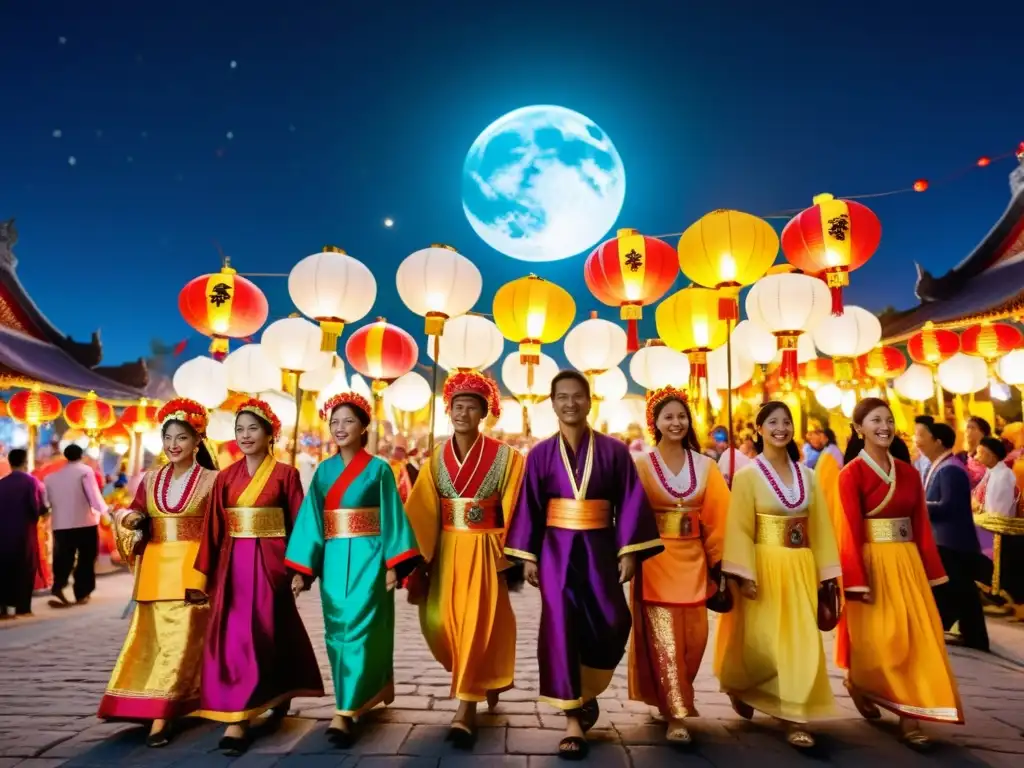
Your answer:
[652,505,701,540]
[323,507,381,539]
[754,513,809,548]
[149,516,205,543]
[226,506,286,538]
[441,497,504,533]
[546,498,611,530]
[864,517,913,544]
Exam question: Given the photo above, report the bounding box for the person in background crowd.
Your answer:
[44,444,108,608]
[974,436,1024,608]
[705,426,730,461]
[913,416,936,480]
[717,438,752,486]
[0,449,48,618]
[405,446,423,487]
[958,416,991,489]
[915,420,989,652]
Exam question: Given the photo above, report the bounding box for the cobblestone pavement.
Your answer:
[1,572,1023,767]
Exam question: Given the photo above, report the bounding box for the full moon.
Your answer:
[462,105,626,262]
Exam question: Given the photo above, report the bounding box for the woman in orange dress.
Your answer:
[628,387,730,745]
[837,397,963,750]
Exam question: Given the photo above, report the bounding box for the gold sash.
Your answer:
[546,498,611,531]
[150,516,205,543]
[324,507,380,539]
[653,505,701,539]
[226,507,286,538]
[236,454,277,507]
[755,513,809,548]
[864,517,913,543]
[442,497,504,533]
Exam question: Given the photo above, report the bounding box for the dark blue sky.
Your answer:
[2,1,1021,368]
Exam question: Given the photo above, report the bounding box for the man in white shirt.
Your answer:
[975,436,1024,609]
[43,444,108,608]
[975,437,1019,518]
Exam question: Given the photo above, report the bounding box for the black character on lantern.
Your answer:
[624,249,643,272]
[827,214,850,242]
[209,283,232,307]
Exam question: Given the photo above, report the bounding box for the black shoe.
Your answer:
[327,728,353,749]
[75,596,91,606]
[48,589,72,609]
[447,723,476,750]
[218,730,251,756]
[558,736,589,761]
[146,726,172,748]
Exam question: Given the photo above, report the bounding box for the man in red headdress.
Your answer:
[404,371,525,747]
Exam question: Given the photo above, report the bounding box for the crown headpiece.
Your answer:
[157,398,209,437]
[645,385,689,438]
[443,371,501,419]
[319,391,373,422]
[235,397,282,439]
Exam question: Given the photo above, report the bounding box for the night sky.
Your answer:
[2,1,1021,371]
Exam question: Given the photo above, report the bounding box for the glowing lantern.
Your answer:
[173,356,229,408]
[224,344,280,394]
[781,194,881,315]
[584,228,678,351]
[858,345,907,382]
[629,340,690,391]
[396,244,482,336]
[998,349,1024,387]
[564,311,628,375]
[178,265,269,359]
[100,420,132,453]
[913,179,929,192]
[937,353,988,395]
[960,321,1023,373]
[745,272,831,385]
[262,317,329,376]
[426,314,504,372]
[288,246,377,352]
[592,367,628,404]
[894,364,935,402]
[676,209,778,320]
[707,343,755,391]
[493,275,575,365]
[501,352,558,402]
[907,323,960,367]
[977,157,991,167]
[656,287,728,382]
[386,371,433,412]
[121,399,160,433]
[8,386,62,426]
[799,358,835,391]
[815,383,843,410]
[811,306,881,385]
[314,369,352,414]
[345,318,419,383]
[63,391,116,435]
[732,320,778,365]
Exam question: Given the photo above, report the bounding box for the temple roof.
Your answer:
[880,160,1024,342]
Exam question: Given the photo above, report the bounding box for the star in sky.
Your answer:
[68,156,76,166]
[52,129,62,138]
[384,218,395,228]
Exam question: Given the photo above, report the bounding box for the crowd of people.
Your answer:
[0,374,1019,762]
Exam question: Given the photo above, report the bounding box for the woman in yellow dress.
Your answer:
[628,387,730,745]
[713,400,841,750]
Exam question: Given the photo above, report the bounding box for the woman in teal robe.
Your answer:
[284,394,421,747]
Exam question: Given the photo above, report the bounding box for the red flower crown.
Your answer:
[645,385,689,438]
[157,398,209,436]
[443,371,501,419]
[319,391,373,422]
[235,397,282,439]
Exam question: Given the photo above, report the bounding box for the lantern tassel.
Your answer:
[779,348,799,384]
[829,284,844,317]
[825,270,849,317]
[209,336,229,361]
[717,295,739,321]
[626,319,640,353]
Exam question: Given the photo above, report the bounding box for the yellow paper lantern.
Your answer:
[492,275,576,364]
[655,287,728,355]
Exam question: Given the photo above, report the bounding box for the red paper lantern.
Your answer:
[913,179,929,192]
[977,156,991,167]
[8,388,62,426]
[858,345,907,380]
[584,228,678,353]
[781,194,881,316]
[960,322,1023,363]
[178,265,269,359]
[101,420,132,446]
[799,358,835,388]
[345,317,419,383]
[121,401,160,433]
[64,391,116,434]
[907,324,960,366]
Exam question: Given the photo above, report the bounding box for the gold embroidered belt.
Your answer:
[653,505,701,540]
[755,513,809,549]
[546,499,611,531]
[324,507,380,539]
[865,516,913,543]
[441,497,503,533]
[226,507,287,538]
[149,515,204,543]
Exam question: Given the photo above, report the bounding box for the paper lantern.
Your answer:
[893,364,936,402]
[564,311,628,374]
[960,322,1022,365]
[494,399,525,435]
[386,372,433,412]
[261,317,329,374]
[348,374,373,402]
[172,356,229,408]
[492,275,575,365]
[206,410,236,442]
[256,390,298,428]
[501,352,558,401]
[178,265,269,359]
[907,322,960,366]
[426,314,504,372]
[937,353,988,395]
[811,305,881,384]
[584,228,678,351]
[998,349,1024,386]
[815,383,843,410]
[732,320,778,365]
[592,367,628,403]
[629,340,690,391]
[314,369,352,414]
[100,420,132,451]
[656,286,728,385]
[121,399,160,433]
[799,358,835,391]
[63,391,116,434]
[345,318,419,383]
[224,344,280,394]
[8,386,62,426]
[745,272,831,384]
[676,209,779,319]
[781,194,882,315]
[707,343,755,391]
[859,345,907,381]
[396,244,482,336]
[288,246,377,352]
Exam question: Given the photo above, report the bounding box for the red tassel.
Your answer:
[830,285,844,317]
[626,319,640,353]
[172,339,188,356]
[779,348,798,384]
[718,295,739,321]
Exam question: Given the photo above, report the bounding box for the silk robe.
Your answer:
[836,454,962,723]
[405,435,525,702]
[285,451,420,717]
[504,430,662,710]
[194,457,323,722]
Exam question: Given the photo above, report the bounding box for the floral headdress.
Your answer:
[645,385,688,437]
[235,397,282,440]
[157,398,209,437]
[319,391,373,423]
[443,371,501,419]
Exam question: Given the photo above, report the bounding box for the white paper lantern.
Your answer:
[599,397,645,434]
[289,247,377,351]
[261,317,325,374]
[894,363,935,402]
[841,389,857,419]
[225,344,280,394]
[395,245,482,334]
[564,313,627,374]
[494,398,525,434]
[937,352,988,395]
[707,342,755,390]
[811,306,882,358]
[998,349,1024,386]
[732,320,777,365]
[629,342,690,390]
[593,367,628,403]
[529,403,559,438]
[386,372,432,412]
[746,273,832,335]
[299,357,343,393]
[815,383,843,410]
[501,353,558,399]
[172,356,229,408]
[207,410,236,442]
[427,314,504,372]
[314,369,352,414]
[141,429,163,455]
[257,390,298,428]
[348,374,373,402]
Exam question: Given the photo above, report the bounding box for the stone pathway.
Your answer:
[1,572,1023,766]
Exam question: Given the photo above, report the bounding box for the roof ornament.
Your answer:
[0,218,17,270]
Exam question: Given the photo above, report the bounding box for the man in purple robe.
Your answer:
[0,449,48,618]
[505,370,662,759]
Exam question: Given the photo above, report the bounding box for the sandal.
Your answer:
[899,727,932,752]
[843,680,881,721]
[446,721,476,750]
[666,721,693,745]
[557,736,589,761]
[785,727,815,750]
[728,694,754,720]
[145,724,172,748]
[578,699,600,733]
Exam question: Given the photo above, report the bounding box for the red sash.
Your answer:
[325,450,373,509]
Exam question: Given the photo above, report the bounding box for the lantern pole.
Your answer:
[427,333,441,456]
[725,319,735,484]
[291,384,303,467]
[933,367,946,420]
[26,424,37,473]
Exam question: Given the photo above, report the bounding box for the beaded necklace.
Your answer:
[651,448,697,500]
[755,455,806,509]
[157,461,201,513]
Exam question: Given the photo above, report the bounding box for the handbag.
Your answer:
[817,578,840,631]
[705,562,733,614]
